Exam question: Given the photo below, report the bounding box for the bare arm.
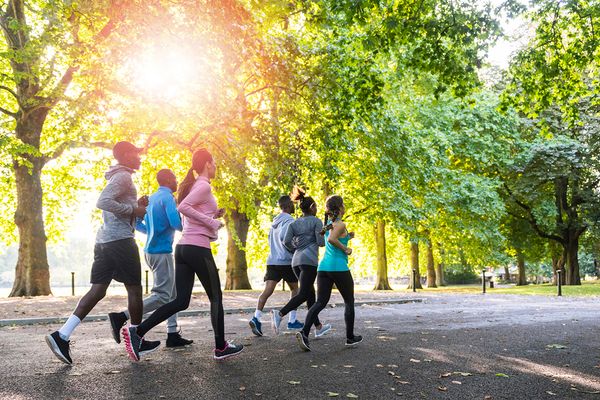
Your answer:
[327,221,352,255]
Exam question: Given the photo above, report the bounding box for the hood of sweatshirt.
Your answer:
[105,165,134,180]
[272,212,294,229]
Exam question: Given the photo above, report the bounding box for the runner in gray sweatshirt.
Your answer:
[249,195,303,337]
[45,141,158,365]
[271,187,331,337]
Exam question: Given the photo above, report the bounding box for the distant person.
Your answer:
[271,186,331,338]
[108,169,192,348]
[249,195,303,337]
[122,149,243,361]
[46,141,159,364]
[296,195,362,351]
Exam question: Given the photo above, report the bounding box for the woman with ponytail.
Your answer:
[296,195,362,352]
[123,149,244,361]
[271,186,331,338]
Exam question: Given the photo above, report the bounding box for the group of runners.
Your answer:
[45,142,361,365]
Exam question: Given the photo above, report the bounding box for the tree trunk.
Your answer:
[407,239,422,289]
[426,238,436,288]
[435,244,446,286]
[595,258,600,279]
[516,250,527,286]
[373,220,392,290]
[503,265,511,282]
[10,109,52,297]
[564,233,581,285]
[224,209,251,290]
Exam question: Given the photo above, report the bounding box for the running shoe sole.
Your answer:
[315,324,332,338]
[271,310,281,335]
[214,346,244,361]
[122,327,140,362]
[45,334,72,365]
[296,332,311,352]
[249,320,263,337]
[139,342,161,356]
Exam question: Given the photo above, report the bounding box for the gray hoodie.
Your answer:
[95,165,138,244]
[283,215,325,267]
[266,213,294,266]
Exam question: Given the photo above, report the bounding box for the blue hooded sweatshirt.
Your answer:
[266,212,294,266]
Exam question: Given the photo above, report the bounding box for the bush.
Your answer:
[444,265,479,284]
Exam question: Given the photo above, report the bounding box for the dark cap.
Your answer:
[113,141,143,159]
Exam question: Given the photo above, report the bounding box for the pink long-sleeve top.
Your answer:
[177,176,221,249]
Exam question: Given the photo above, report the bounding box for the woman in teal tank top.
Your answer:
[296,195,362,351]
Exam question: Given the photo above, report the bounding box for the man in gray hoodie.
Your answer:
[249,195,303,336]
[45,141,158,365]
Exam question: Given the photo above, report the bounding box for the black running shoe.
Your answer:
[139,339,161,356]
[45,331,72,365]
[345,335,363,347]
[296,331,311,352]
[108,312,127,344]
[166,331,193,348]
[122,326,142,361]
[213,341,244,360]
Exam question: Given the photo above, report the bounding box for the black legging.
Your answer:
[136,245,226,349]
[280,265,321,328]
[302,270,355,339]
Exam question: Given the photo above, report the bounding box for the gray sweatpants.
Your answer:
[124,253,178,333]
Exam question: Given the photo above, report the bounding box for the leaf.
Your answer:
[451,381,462,385]
[375,364,384,368]
[343,365,354,368]
[327,392,340,397]
[239,387,246,391]
[438,386,447,392]
[453,371,473,376]
[388,371,396,376]
[409,359,421,363]
[68,372,84,376]
[440,373,452,378]
[545,391,557,396]
[546,344,567,349]
[104,370,121,375]
[495,373,509,378]
[287,381,301,385]
[346,393,359,398]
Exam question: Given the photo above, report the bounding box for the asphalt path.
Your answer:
[2,294,600,399]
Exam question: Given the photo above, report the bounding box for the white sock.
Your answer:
[289,310,297,323]
[58,315,81,341]
[254,309,262,319]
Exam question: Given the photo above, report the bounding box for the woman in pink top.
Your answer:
[123,149,244,361]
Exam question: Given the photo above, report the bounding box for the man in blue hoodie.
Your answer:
[249,195,303,336]
[45,141,159,365]
[107,169,193,348]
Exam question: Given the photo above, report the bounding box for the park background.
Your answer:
[0,0,599,298]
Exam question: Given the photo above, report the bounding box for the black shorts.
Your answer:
[90,238,142,285]
[264,265,298,283]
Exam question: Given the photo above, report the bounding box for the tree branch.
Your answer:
[0,105,17,118]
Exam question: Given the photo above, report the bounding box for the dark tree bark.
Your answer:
[435,244,446,287]
[425,237,436,288]
[373,220,392,290]
[224,209,252,290]
[516,250,527,286]
[407,239,423,289]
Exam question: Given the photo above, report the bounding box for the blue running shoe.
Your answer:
[287,320,304,330]
[249,317,263,337]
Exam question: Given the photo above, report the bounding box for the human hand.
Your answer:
[138,195,149,207]
[345,247,353,255]
[133,205,147,218]
[216,220,225,230]
[215,208,226,218]
[349,231,355,239]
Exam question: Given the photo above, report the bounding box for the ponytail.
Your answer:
[177,168,196,204]
[291,185,316,214]
[178,148,214,203]
[320,195,343,235]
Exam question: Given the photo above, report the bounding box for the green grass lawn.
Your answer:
[413,280,600,296]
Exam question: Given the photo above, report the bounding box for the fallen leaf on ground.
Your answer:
[327,392,339,397]
[453,372,473,376]
[343,365,354,368]
[346,393,359,398]
[388,364,398,368]
[409,359,421,363]
[451,381,462,385]
[545,391,557,396]
[388,371,396,376]
[311,365,319,368]
[440,373,452,378]
[68,372,83,376]
[376,364,384,368]
[239,387,246,391]
[437,387,447,392]
[395,380,410,385]
[495,373,509,378]
[287,381,301,385]
[104,371,121,375]
[546,344,567,349]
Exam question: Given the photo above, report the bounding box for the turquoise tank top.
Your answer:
[318,229,350,272]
